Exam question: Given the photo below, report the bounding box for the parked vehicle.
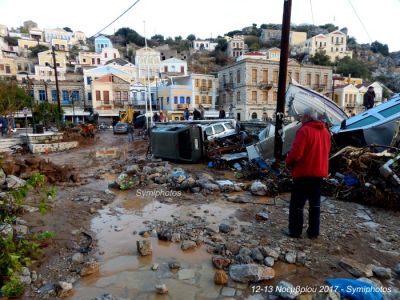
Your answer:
[99,122,110,130]
[113,122,129,134]
[203,122,236,140]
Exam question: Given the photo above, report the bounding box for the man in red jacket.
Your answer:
[285,108,331,238]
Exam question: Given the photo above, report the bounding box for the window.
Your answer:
[105,53,108,58]
[62,90,70,103]
[164,66,168,73]
[213,124,224,134]
[251,112,258,119]
[252,91,257,102]
[273,70,278,83]
[273,91,278,102]
[86,77,92,85]
[166,97,170,104]
[262,91,268,103]
[237,70,241,83]
[186,97,190,104]
[262,70,268,82]
[92,58,95,64]
[195,95,199,104]
[114,53,117,59]
[222,74,226,84]
[0,64,4,71]
[237,91,241,103]
[201,79,206,87]
[122,92,128,101]
[115,91,121,100]
[205,127,213,136]
[229,73,233,83]
[208,79,212,88]
[5,65,10,74]
[174,96,178,104]
[52,90,57,101]
[195,79,199,87]
[295,72,300,82]
[97,58,100,64]
[88,92,92,101]
[17,64,22,71]
[323,74,328,86]
[103,91,109,104]
[251,69,257,83]
[208,96,212,104]
[71,90,80,101]
[180,96,185,104]
[39,90,46,101]
[306,73,311,85]
[315,74,320,87]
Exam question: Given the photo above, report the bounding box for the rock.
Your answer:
[89,207,97,214]
[264,257,275,267]
[211,233,225,243]
[80,261,100,276]
[235,254,253,264]
[168,261,181,270]
[171,233,181,242]
[215,180,235,192]
[285,251,297,264]
[221,286,236,297]
[126,164,140,174]
[219,223,232,233]
[137,240,152,256]
[212,256,231,269]
[0,223,13,237]
[72,252,84,263]
[225,194,250,203]
[239,247,252,256]
[181,240,197,251]
[275,280,299,299]
[296,251,307,265]
[114,226,123,232]
[21,267,30,276]
[170,169,187,184]
[155,284,168,294]
[0,169,6,185]
[229,264,275,283]
[178,269,196,280]
[214,270,229,285]
[201,182,220,192]
[372,266,392,279]
[255,212,269,220]
[151,263,159,271]
[56,281,73,297]
[31,270,38,283]
[226,242,241,255]
[5,175,26,190]
[339,257,373,277]
[394,263,400,275]
[158,228,173,241]
[19,274,31,285]
[250,181,268,196]
[205,224,219,233]
[251,248,264,263]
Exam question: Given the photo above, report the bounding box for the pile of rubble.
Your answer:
[326,146,400,210]
[1,155,80,184]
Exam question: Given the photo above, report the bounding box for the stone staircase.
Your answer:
[0,137,23,153]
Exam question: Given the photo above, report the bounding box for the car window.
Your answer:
[205,127,213,136]
[224,122,234,129]
[214,124,225,134]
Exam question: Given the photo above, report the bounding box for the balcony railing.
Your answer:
[258,81,274,90]
[199,86,210,94]
[223,82,234,91]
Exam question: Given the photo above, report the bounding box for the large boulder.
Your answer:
[250,181,268,196]
[6,175,26,190]
[229,264,275,283]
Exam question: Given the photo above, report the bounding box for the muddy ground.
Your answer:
[10,130,400,300]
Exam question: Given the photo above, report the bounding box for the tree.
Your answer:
[32,102,62,125]
[63,27,73,33]
[319,23,338,33]
[4,36,18,46]
[245,36,260,51]
[114,27,145,46]
[29,45,49,58]
[174,36,182,42]
[370,41,389,56]
[226,30,242,37]
[151,34,164,43]
[0,81,30,115]
[335,56,371,79]
[309,50,331,66]
[186,34,196,42]
[215,38,228,52]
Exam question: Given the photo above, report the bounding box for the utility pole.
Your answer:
[274,0,292,159]
[51,46,62,123]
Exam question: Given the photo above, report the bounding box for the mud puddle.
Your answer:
[70,190,238,300]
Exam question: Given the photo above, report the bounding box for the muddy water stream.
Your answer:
[71,190,240,300]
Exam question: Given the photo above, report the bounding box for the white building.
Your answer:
[227,35,247,58]
[135,47,161,81]
[160,57,187,75]
[193,40,217,52]
[301,30,353,61]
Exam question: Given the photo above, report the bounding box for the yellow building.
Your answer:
[91,74,130,117]
[52,38,69,51]
[333,84,359,115]
[0,50,32,79]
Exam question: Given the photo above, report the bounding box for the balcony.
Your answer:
[199,86,210,94]
[177,104,187,110]
[223,82,234,91]
[346,103,356,108]
[258,81,273,90]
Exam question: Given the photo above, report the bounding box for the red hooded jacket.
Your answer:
[285,120,331,178]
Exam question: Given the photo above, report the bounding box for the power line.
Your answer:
[346,0,373,42]
[91,0,142,38]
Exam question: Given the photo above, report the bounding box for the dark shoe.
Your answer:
[282,229,302,239]
[306,232,319,239]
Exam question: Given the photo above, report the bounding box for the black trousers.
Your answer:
[289,177,322,237]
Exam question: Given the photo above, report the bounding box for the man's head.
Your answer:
[301,108,318,124]
[368,86,374,92]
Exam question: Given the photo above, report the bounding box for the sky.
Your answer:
[0,0,399,51]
